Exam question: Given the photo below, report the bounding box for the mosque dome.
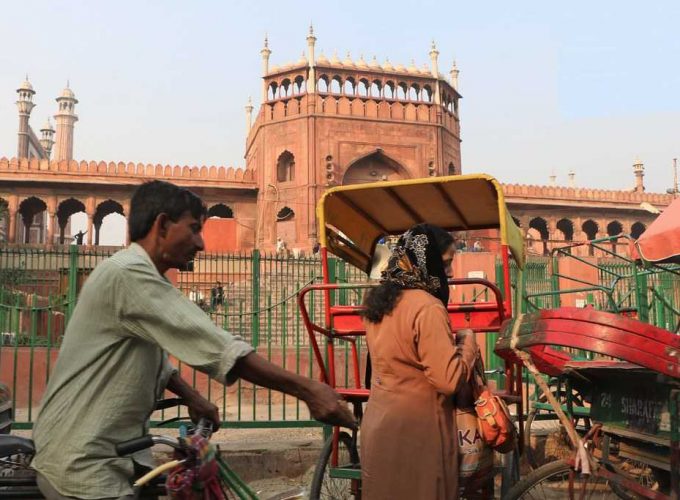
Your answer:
[18,79,34,92]
[317,52,329,65]
[369,56,380,69]
[342,52,355,67]
[60,87,75,99]
[382,58,394,71]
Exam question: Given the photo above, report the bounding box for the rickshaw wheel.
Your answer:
[505,459,621,499]
[309,431,360,500]
[601,436,671,500]
[524,382,590,470]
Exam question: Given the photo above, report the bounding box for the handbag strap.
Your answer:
[471,356,488,400]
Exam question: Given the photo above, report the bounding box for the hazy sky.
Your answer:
[2,1,679,242]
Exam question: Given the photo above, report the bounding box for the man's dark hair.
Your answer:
[129,180,207,242]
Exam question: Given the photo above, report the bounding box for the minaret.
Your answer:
[53,83,78,161]
[39,118,55,158]
[450,60,460,91]
[245,96,254,133]
[16,77,36,158]
[261,35,272,102]
[306,24,316,93]
[633,157,645,193]
[429,41,441,105]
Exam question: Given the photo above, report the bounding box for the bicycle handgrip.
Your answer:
[115,435,154,456]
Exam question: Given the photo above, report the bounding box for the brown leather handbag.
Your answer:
[472,358,516,454]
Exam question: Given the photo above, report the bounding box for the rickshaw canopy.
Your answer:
[317,174,525,273]
[633,197,680,264]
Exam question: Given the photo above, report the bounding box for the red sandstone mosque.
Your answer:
[0,29,675,253]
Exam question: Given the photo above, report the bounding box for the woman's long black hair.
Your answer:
[361,223,454,323]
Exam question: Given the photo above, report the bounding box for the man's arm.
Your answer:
[166,371,221,430]
[232,352,357,429]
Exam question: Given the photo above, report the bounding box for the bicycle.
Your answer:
[0,399,306,499]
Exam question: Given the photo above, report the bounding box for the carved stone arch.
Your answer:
[280,78,292,98]
[342,149,410,185]
[607,220,624,253]
[357,78,369,97]
[409,83,420,101]
[556,218,574,241]
[447,162,456,175]
[276,206,294,221]
[275,206,296,249]
[208,203,234,218]
[370,80,381,98]
[57,197,87,244]
[344,77,356,96]
[582,219,598,240]
[423,84,433,103]
[630,221,646,239]
[330,75,342,94]
[397,82,408,100]
[607,220,623,237]
[529,217,549,256]
[276,150,295,182]
[18,196,47,243]
[267,82,278,101]
[384,81,395,99]
[94,199,125,246]
[317,75,329,93]
[0,197,7,242]
[293,75,306,94]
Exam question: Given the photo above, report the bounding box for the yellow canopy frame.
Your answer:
[317,174,525,273]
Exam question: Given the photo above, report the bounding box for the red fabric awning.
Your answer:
[632,198,680,263]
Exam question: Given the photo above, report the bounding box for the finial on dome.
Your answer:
[309,23,314,36]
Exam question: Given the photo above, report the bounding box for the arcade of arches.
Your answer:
[0,193,238,246]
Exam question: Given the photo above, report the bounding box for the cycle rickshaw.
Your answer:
[495,200,680,498]
[297,174,527,498]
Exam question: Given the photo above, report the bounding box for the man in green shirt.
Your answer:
[33,180,355,499]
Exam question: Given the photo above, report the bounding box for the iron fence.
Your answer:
[2,244,678,429]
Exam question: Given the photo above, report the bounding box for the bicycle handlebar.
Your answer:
[115,435,156,456]
[116,418,215,457]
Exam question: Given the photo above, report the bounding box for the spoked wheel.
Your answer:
[524,381,590,470]
[505,459,622,499]
[309,431,360,500]
[601,436,671,500]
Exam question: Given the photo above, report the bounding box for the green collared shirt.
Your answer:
[32,243,254,498]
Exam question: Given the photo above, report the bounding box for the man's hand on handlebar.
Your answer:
[186,393,221,431]
[303,380,357,430]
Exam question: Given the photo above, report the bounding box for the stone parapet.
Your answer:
[0,157,257,188]
[502,182,673,206]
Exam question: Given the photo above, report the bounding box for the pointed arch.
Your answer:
[276,150,295,182]
[57,197,86,244]
[529,217,549,255]
[208,204,234,218]
[630,222,646,239]
[94,199,125,246]
[556,218,574,241]
[342,149,409,185]
[18,196,47,243]
[276,206,294,221]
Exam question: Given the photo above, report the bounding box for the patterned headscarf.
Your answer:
[380,224,450,306]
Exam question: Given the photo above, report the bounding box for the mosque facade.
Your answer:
[0,30,674,252]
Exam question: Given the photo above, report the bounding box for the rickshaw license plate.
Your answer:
[590,371,672,438]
